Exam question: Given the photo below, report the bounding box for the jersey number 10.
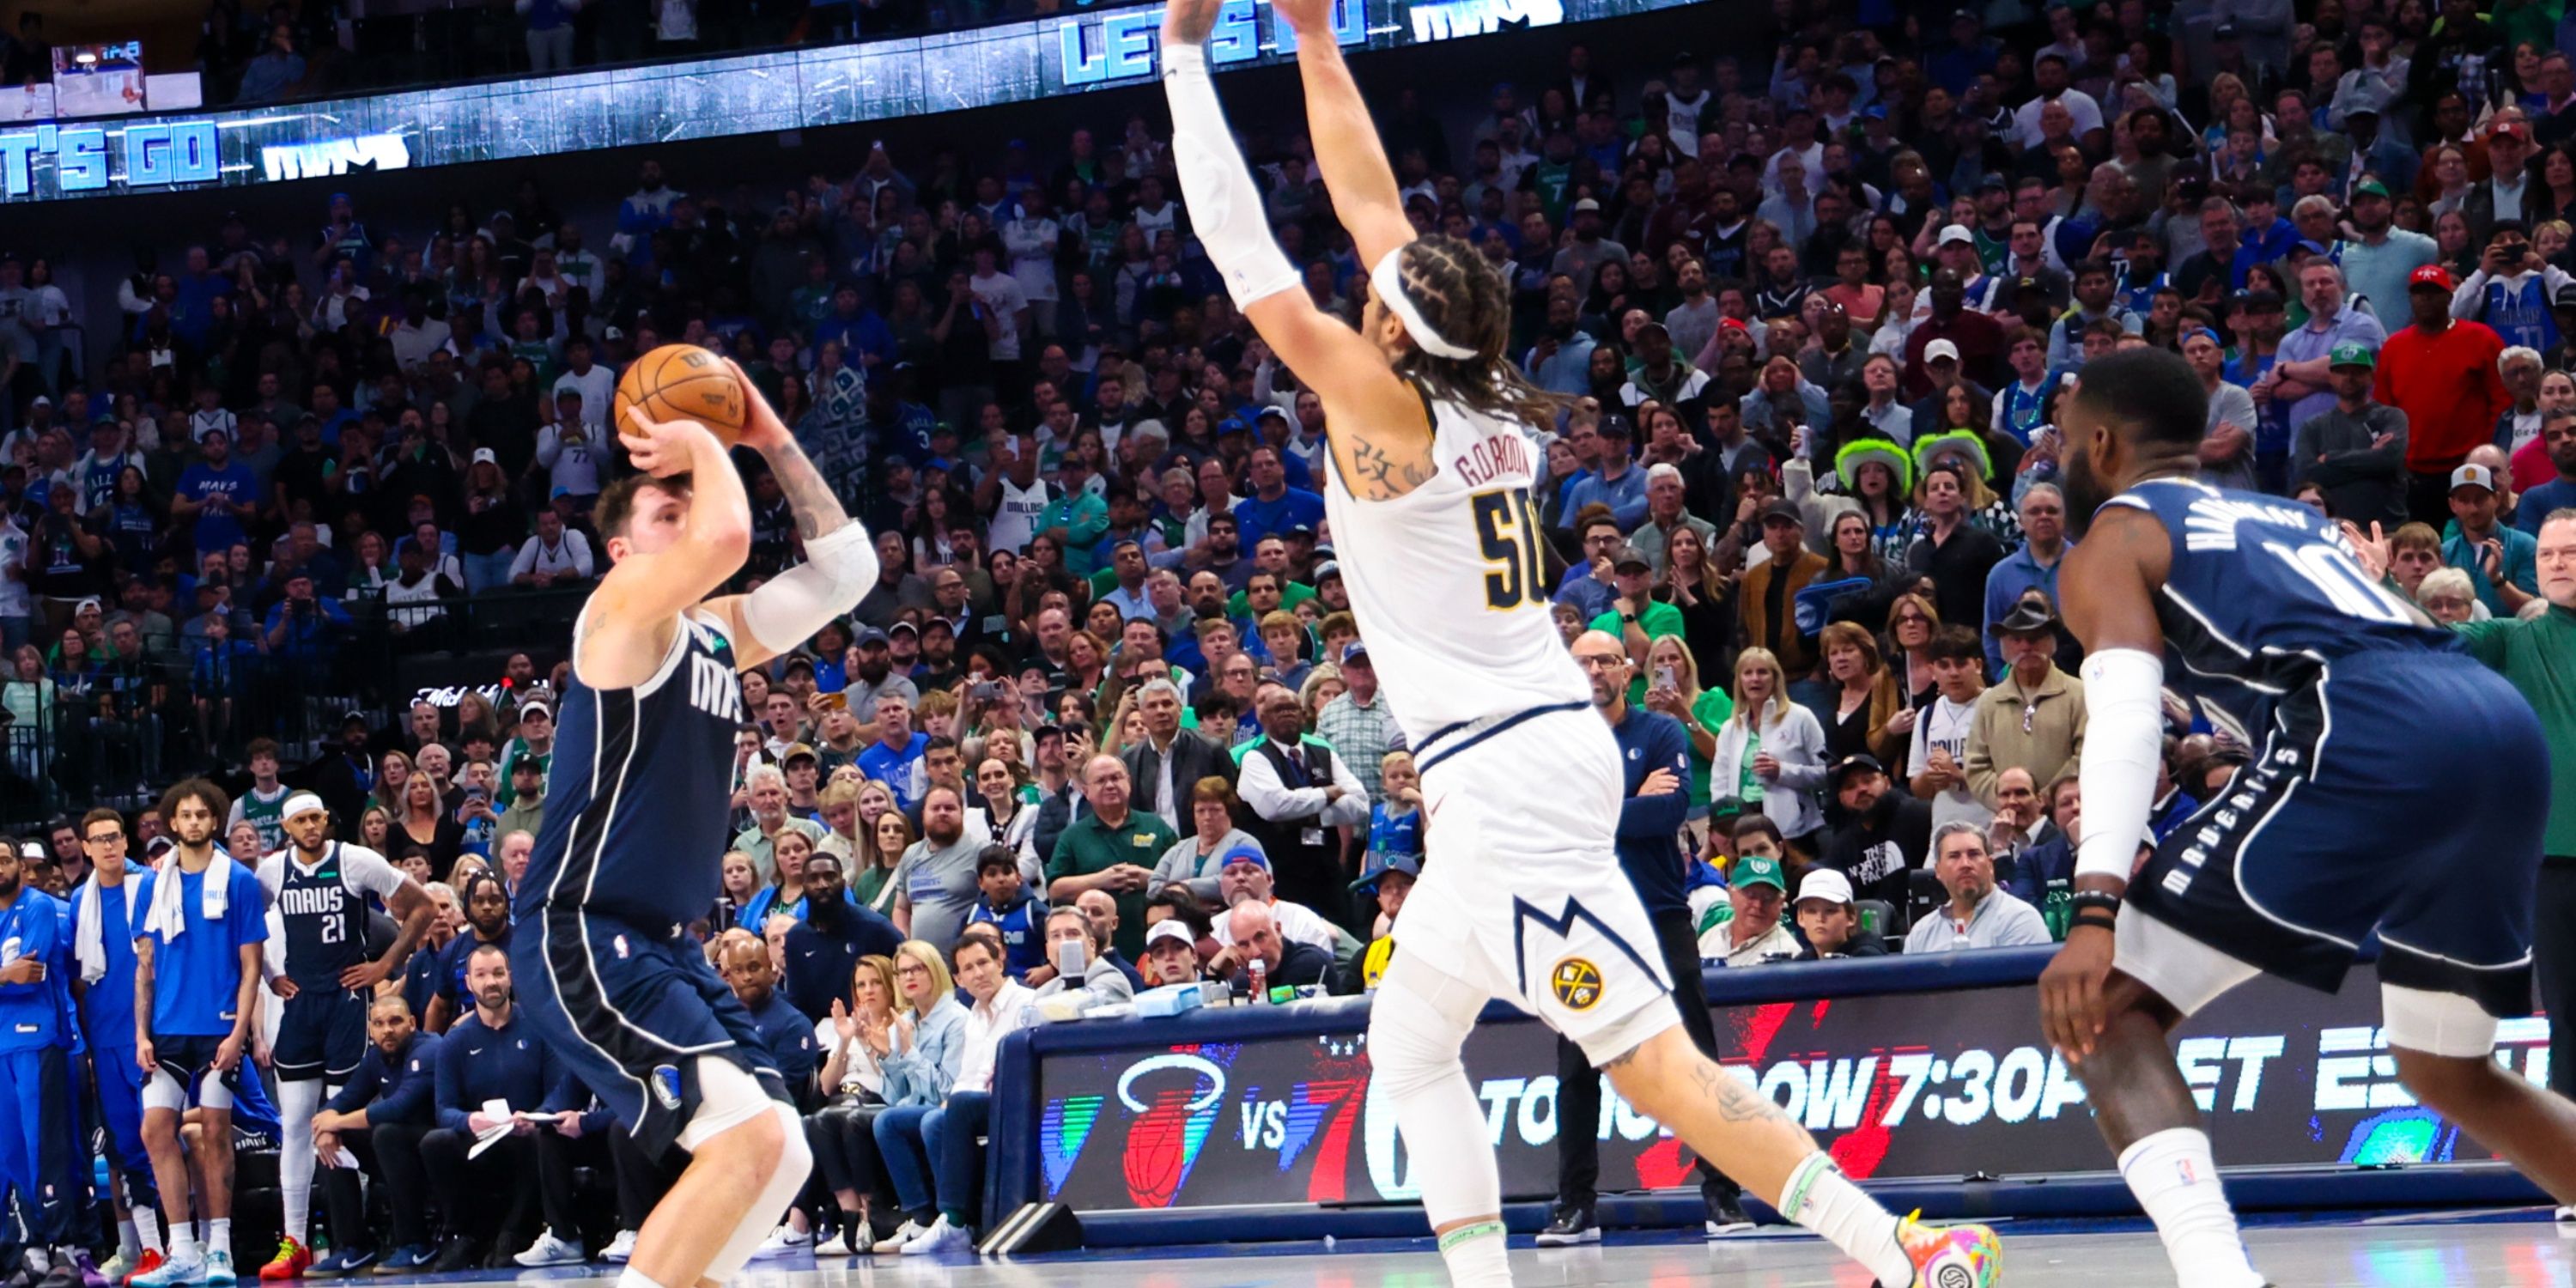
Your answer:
[1473,489,1548,611]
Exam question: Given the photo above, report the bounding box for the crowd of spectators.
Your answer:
[4,0,2576,1267]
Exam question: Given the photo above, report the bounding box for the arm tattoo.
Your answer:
[763,434,854,542]
[1346,438,1434,499]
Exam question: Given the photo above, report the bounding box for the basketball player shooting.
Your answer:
[2036,349,2576,1288]
[1157,2,1998,1284]
[510,366,874,1288]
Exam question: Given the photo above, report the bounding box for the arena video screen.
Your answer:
[1032,966,2552,1211]
[0,0,1680,203]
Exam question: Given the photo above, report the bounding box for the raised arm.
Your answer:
[579,410,752,690]
[1160,0,1431,498]
[1275,0,1413,272]
[700,360,878,672]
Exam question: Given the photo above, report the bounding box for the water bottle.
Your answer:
[1741,728,1766,804]
[1247,957,1267,1005]
[2043,879,2074,942]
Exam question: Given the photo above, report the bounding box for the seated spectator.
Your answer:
[1696,852,1797,965]
[733,763,827,884]
[1791,868,1885,959]
[1150,775,1262,903]
[781,853,903,1020]
[1209,845,1338,954]
[422,944,586,1271]
[308,996,443,1274]
[508,507,597,588]
[2441,463,2539,616]
[714,931,825,1257]
[1030,904,1136,1008]
[867,941,970,1253]
[870,934,1032,1256]
[1218,898,1332,994]
[2003,776,2082,920]
[1070,889,1151,991]
[809,957,902,1255]
[1343,851,1416,993]
[962,846,1048,981]
[1818,752,1932,914]
[1144,917,1205,988]
[1901,822,2053,951]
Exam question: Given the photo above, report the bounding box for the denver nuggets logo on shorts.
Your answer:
[1550,957,1605,1012]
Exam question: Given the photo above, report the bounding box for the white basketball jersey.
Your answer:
[1322,390,1588,746]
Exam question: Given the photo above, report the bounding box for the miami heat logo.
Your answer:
[1550,957,1605,1011]
[1117,1051,1227,1208]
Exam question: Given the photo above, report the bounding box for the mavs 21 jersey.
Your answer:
[1321,386,1589,749]
[2104,478,2459,742]
[258,842,403,989]
[519,608,745,932]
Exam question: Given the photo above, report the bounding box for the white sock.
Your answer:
[1434,1221,1512,1288]
[2119,1128,2264,1288]
[135,1207,163,1254]
[209,1218,232,1258]
[118,1219,140,1260]
[1782,1152,1912,1288]
[170,1227,197,1261]
[617,1269,670,1288]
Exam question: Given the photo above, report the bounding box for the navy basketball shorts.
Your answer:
[2124,650,2549,1021]
[273,985,368,1082]
[513,907,785,1154]
[145,1034,250,1111]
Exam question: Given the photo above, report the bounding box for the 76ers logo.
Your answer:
[1549,957,1605,1012]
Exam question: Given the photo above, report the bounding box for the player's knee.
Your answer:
[1365,997,1465,1097]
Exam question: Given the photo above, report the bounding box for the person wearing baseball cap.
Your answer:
[1789,868,1883,960]
[2336,176,2433,323]
[2381,258,2513,525]
[1586,542,1681,661]
[2291,343,2411,526]
[1693,852,1797,967]
[2443,461,2541,615]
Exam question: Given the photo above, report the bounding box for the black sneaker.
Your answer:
[426,1238,479,1276]
[1534,1206,1599,1247]
[1703,1188,1754,1236]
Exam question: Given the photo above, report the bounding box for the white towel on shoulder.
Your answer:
[140,850,239,945]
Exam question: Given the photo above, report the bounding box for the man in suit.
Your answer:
[1118,677,1234,833]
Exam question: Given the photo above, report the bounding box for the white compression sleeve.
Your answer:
[1162,44,1302,310]
[741,521,878,653]
[278,1078,328,1243]
[2078,647,2168,883]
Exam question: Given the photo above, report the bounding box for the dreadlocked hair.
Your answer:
[1386,234,1570,433]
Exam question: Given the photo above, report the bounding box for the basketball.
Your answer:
[614,344,749,447]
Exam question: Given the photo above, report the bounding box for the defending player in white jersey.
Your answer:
[1157,2,2001,1285]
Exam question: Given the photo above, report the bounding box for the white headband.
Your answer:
[1370,249,1479,361]
[283,792,329,820]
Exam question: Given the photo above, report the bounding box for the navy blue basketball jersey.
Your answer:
[519,609,746,932]
[277,845,365,989]
[2105,478,2461,742]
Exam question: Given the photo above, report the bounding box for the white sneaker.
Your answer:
[599,1230,636,1263]
[750,1227,810,1261]
[2556,1205,2576,1224]
[880,1221,923,1254]
[899,1216,969,1256]
[510,1231,585,1267]
[813,1232,850,1257]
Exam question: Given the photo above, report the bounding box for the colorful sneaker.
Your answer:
[128,1250,203,1288]
[74,1250,112,1288]
[255,1240,309,1282]
[1892,1212,2002,1288]
[202,1250,235,1286]
[99,1255,133,1286]
[118,1251,164,1288]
